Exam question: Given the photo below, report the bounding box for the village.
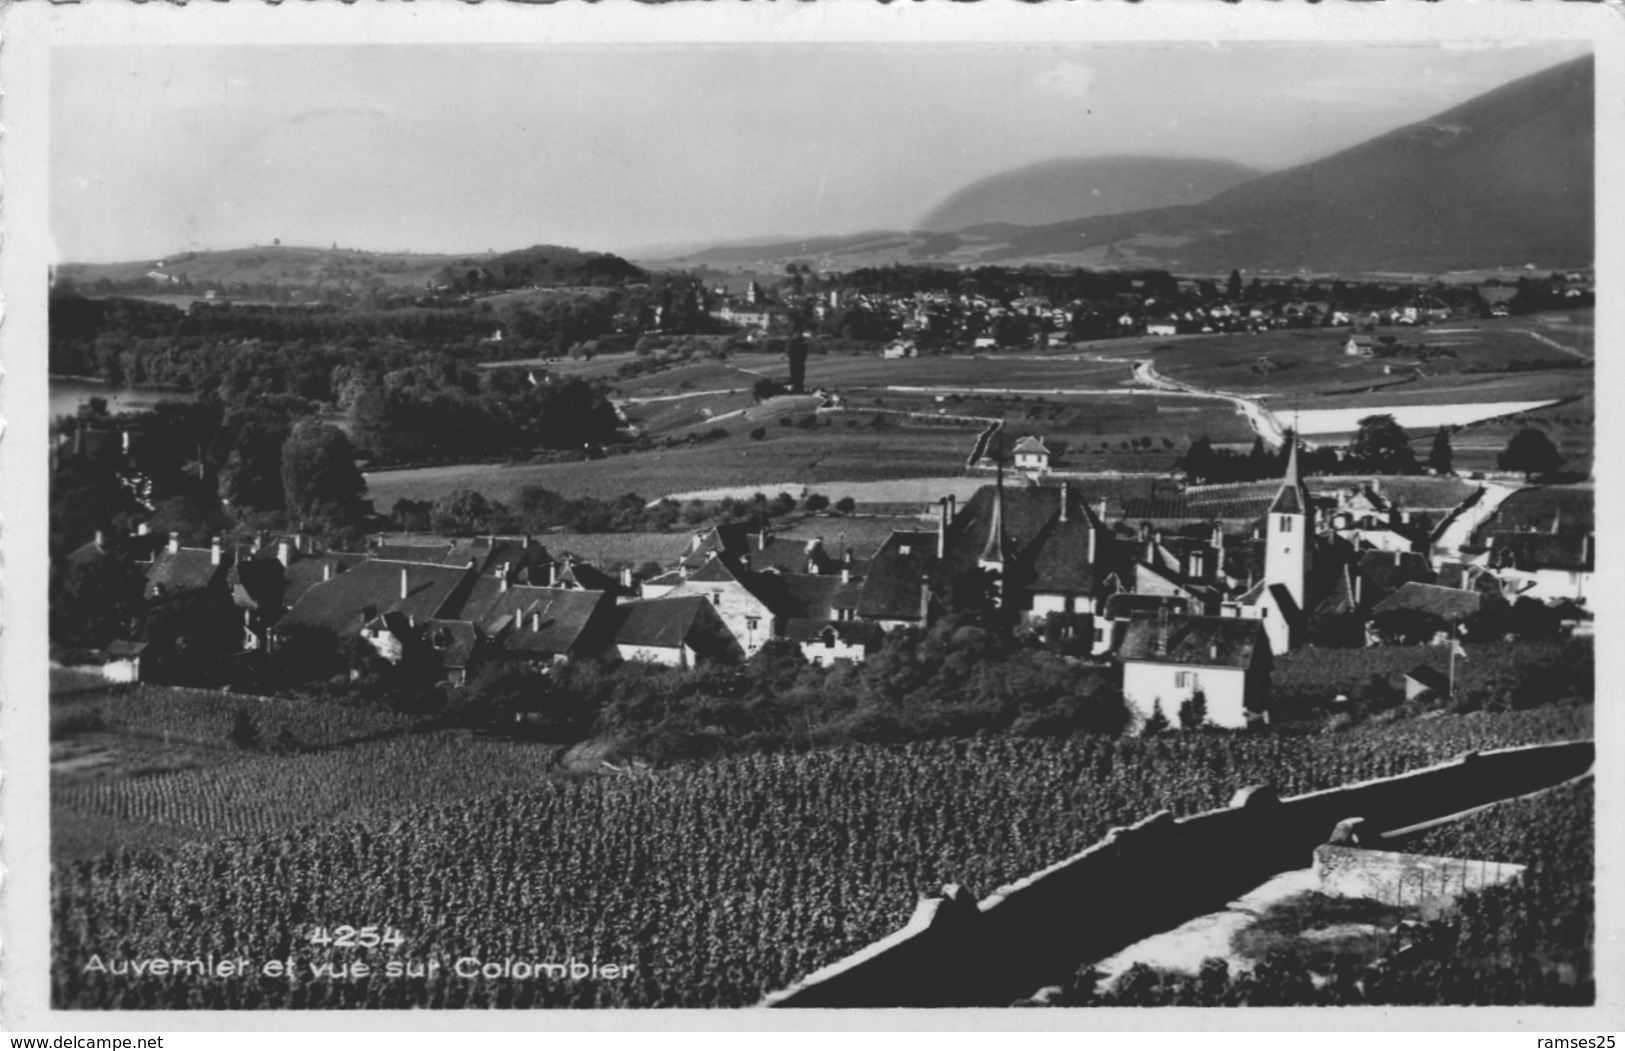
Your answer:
[60,419,1592,734]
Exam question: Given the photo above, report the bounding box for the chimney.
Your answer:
[1353,571,1362,606]
[210,536,222,566]
[401,567,410,601]
[547,561,558,587]
[532,610,542,633]
[1059,481,1070,523]
[842,564,852,585]
[500,563,511,593]
[1096,496,1108,525]
[277,540,292,567]
[1087,518,1097,564]
[323,561,334,582]
[620,567,633,589]
[168,534,181,555]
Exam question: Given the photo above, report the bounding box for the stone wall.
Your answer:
[763,739,1592,1008]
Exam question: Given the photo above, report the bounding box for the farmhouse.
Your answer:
[1011,435,1051,474]
[1344,335,1376,357]
[1118,611,1271,730]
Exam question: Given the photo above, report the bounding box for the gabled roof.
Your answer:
[1355,550,1436,605]
[1012,436,1050,456]
[612,596,718,650]
[493,588,611,657]
[372,543,453,564]
[146,547,230,595]
[1118,613,1268,669]
[1371,582,1482,620]
[277,559,472,635]
[1029,516,1097,595]
[281,553,368,613]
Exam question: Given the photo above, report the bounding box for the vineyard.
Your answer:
[1062,777,1595,1006]
[50,682,419,752]
[53,706,1591,1009]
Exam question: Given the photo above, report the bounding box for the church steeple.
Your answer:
[1269,436,1311,516]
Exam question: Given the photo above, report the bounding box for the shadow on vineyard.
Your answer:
[51,701,1591,1009]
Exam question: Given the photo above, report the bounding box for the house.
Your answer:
[1011,435,1051,474]
[1118,612,1271,730]
[1369,582,1482,644]
[856,530,939,631]
[1145,319,1178,337]
[476,587,617,666]
[94,640,149,683]
[144,535,233,600]
[882,340,916,359]
[657,554,780,657]
[611,596,743,668]
[1484,533,1593,603]
[274,558,476,650]
[784,620,885,667]
[1345,335,1376,357]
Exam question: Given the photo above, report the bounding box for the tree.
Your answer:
[1178,437,1217,485]
[1178,691,1208,731]
[1427,427,1454,476]
[787,336,808,394]
[1349,414,1417,474]
[431,489,493,536]
[1226,270,1243,300]
[281,420,366,533]
[1498,427,1563,481]
[1142,700,1171,736]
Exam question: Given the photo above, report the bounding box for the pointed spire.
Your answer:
[980,448,1012,565]
[1269,434,1310,515]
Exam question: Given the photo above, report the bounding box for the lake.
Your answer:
[49,379,194,422]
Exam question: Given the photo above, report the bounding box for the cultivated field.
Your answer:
[52,706,1592,1008]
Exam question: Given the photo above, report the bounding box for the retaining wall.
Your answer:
[764,739,1592,1008]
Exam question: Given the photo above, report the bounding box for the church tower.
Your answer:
[1264,437,1313,614]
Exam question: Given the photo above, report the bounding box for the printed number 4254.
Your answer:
[309,925,405,949]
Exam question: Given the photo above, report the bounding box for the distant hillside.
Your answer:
[983,53,1595,273]
[679,55,1593,276]
[916,156,1261,233]
[58,243,647,296]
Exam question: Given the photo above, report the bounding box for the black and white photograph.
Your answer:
[1,1,1618,1032]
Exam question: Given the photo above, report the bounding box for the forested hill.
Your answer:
[56,242,648,301]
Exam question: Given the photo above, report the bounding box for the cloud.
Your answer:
[1033,61,1095,101]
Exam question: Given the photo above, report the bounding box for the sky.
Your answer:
[50,41,1592,263]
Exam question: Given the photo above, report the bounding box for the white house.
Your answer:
[1011,435,1051,474]
[1118,612,1271,730]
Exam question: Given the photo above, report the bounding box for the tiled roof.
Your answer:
[612,596,714,649]
[1405,664,1450,695]
[1371,582,1482,620]
[1028,516,1098,594]
[1118,613,1267,669]
[146,548,230,595]
[1487,533,1593,573]
[1355,550,1436,605]
[278,559,472,635]
[857,531,937,620]
[491,588,612,657]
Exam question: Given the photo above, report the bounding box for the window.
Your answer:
[1093,626,1106,643]
[1175,671,1199,690]
[710,593,721,606]
[746,617,760,631]
[1278,516,1293,533]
